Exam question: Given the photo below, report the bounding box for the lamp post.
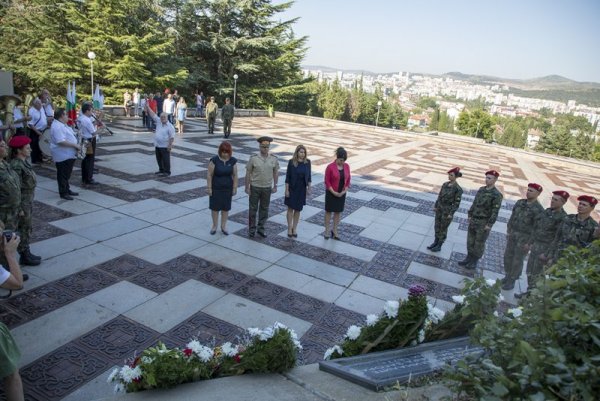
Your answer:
[233,74,239,108]
[87,51,96,99]
[375,100,383,127]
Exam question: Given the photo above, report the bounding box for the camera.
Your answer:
[2,230,18,242]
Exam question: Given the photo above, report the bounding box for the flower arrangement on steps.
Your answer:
[324,279,503,360]
[108,322,302,393]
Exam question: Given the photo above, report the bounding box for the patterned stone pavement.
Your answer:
[1,114,598,400]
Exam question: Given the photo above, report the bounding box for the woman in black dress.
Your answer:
[324,147,351,239]
[284,145,311,237]
[207,141,238,235]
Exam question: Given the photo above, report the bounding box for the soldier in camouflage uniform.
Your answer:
[514,190,569,298]
[9,136,41,266]
[428,167,463,252]
[501,183,544,290]
[221,97,234,138]
[549,195,598,263]
[459,170,503,270]
[0,136,22,269]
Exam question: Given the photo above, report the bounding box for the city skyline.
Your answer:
[278,0,600,83]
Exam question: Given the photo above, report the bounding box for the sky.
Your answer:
[277,0,600,83]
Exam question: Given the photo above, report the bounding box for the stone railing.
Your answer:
[101,105,268,118]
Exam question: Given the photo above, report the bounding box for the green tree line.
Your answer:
[0,0,307,105]
[454,108,600,162]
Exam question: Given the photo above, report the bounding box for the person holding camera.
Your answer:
[8,136,41,266]
[1,226,26,401]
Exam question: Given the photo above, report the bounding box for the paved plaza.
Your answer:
[1,114,598,400]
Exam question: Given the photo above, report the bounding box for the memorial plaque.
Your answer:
[318,337,482,391]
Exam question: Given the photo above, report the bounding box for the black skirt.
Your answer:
[325,191,346,213]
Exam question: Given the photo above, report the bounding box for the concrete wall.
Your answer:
[101,105,269,118]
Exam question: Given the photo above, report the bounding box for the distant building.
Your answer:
[407,114,430,129]
[527,128,543,149]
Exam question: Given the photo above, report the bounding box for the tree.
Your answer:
[497,121,526,148]
[456,109,494,141]
[430,107,440,130]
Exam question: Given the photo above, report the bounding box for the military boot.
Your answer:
[19,251,41,266]
[458,254,471,266]
[430,241,444,252]
[25,247,41,261]
[427,238,439,250]
[465,257,479,270]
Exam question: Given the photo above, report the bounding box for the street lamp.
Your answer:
[375,100,383,127]
[233,74,239,108]
[87,51,96,99]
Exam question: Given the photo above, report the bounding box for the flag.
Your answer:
[93,84,101,109]
[69,82,77,125]
[66,81,74,126]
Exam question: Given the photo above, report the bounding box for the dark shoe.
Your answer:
[502,281,515,291]
[287,232,293,238]
[26,249,41,261]
[221,229,229,236]
[514,291,529,299]
[20,251,41,266]
[23,273,29,282]
[427,239,439,250]
[210,228,217,235]
[68,191,79,196]
[155,171,163,175]
[60,195,74,200]
[85,180,99,185]
[430,243,442,252]
[458,256,471,266]
[292,233,298,238]
[249,231,255,238]
[257,231,266,238]
[465,258,478,270]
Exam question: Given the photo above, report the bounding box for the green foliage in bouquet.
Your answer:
[425,277,502,342]
[446,241,600,401]
[108,322,301,393]
[325,285,429,360]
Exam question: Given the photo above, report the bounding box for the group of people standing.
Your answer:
[133,89,235,138]
[430,167,599,295]
[205,137,351,241]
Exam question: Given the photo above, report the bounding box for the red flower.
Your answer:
[130,356,141,368]
[234,355,241,363]
[133,377,141,383]
[183,348,193,357]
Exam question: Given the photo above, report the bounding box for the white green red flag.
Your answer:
[66,81,77,126]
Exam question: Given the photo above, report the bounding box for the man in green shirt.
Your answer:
[459,170,503,270]
[221,97,234,138]
[501,183,544,290]
[205,96,218,134]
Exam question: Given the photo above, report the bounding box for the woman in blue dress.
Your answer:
[207,141,238,235]
[176,97,187,135]
[284,145,311,237]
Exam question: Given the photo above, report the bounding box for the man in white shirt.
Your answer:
[133,88,140,117]
[145,103,175,177]
[78,102,99,185]
[50,108,80,200]
[12,105,31,137]
[162,93,176,124]
[27,98,47,164]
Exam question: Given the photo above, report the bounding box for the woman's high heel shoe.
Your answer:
[332,230,340,240]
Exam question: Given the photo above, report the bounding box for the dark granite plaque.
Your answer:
[318,337,482,391]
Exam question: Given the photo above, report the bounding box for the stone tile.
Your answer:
[234,277,289,306]
[95,254,157,279]
[407,261,468,289]
[74,216,151,241]
[198,264,250,291]
[275,291,329,322]
[131,233,207,264]
[214,235,289,263]
[20,343,112,401]
[32,244,124,282]
[29,233,95,260]
[388,228,426,250]
[189,243,272,275]
[60,367,116,401]
[316,304,366,336]
[50,209,125,232]
[133,204,195,224]
[111,198,174,215]
[124,279,226,333]
[257,265,314,291]
[85,281,158,315]
[334,289,386,316]
[13,298,118,366]
[349,275,410,301]
[102,225,180,253]
[55,268,119,297]
[276,254,358,286]
[306,235,377,262]
[202,293,313,337]
[341,206,384,227]
[166,311,245,345]
[74,189,129,208]
[75,316,159,363]
[359,222,398,242]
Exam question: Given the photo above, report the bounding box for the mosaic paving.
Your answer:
[1,114,598,400]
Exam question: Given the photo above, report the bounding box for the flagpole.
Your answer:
[88,51,96,100]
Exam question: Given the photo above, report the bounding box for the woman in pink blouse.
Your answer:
[324,147,350,239]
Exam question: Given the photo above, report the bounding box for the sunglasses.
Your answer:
[260,145,270,148]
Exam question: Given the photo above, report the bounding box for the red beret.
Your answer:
[8,135,31,148]
[552,190,570,200]
[577,195,598,207]
[528,183,543,192]
[485,170,500,178]
[447,167,460,174]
